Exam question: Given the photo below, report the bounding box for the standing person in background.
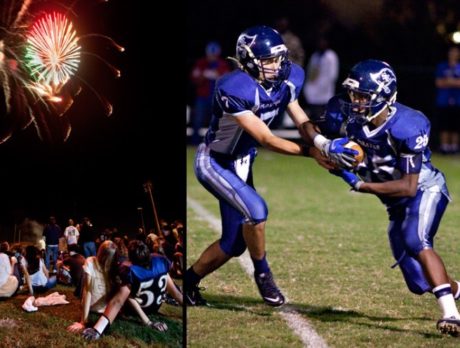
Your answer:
[435,45,460,154]
[275,16,305,66]
[190,41,230,145]
[64,218,79,248]
[42,216,62,274]
[79,217,97,258]
[303,35,339,122]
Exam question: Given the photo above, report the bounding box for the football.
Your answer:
[344,140,364,166]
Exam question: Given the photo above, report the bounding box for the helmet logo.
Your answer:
[237,34,257,58]
[369,68,396,94]
[270,44,287,55]
[342,77,360,89]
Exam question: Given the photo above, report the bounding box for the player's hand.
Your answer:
[82,327,101,341]
[148,321,168,332]
[309,147,336,170]
[323,137,358,169]
[67,322,85,333]
[329,169,363,191]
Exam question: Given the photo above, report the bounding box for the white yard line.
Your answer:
[188,196,329,348]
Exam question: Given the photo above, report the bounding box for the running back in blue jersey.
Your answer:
[205,64,304,156]
[319,96,448,207]
[119,254,170,314]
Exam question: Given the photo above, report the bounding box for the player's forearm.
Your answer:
[298,120,320,145]
[262,135,306,156]
[358,179,417,197]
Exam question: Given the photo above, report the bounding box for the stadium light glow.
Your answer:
[451,31,460,44]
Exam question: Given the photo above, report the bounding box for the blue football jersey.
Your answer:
[320,95,448,207]
[119,254,170,314]
[205,64,305,156]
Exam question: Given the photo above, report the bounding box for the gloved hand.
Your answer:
[322,137,358,169]
[329,169,363,191]
[148,320,168,332]
[82,327,101,341]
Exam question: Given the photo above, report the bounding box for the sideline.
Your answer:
[187,196,329,348]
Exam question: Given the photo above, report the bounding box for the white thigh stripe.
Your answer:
[417,190,440,247]
[196,146,253,220]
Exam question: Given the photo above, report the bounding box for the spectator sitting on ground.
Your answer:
[0,242,19,298]
[24,245,56,294]
[57,244,86,296]
[67,240,119,333]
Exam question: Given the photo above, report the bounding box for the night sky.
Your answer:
[0,1,185,238]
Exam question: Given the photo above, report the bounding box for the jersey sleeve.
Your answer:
[287,64,305,101]
[215,73,256,116]
[398,114,430,155]
[393,111,430,174]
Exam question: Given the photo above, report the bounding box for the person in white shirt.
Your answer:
[66,240,119,333]
[0,252,18,298]
[303,36,339,122]
[64,219,80,247]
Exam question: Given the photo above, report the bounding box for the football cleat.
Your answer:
[185,284,209,306]
[255,271,285,307]
[437,317,460,337]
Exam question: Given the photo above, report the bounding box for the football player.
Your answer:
[318,59,460,336]
[82,240,183,340]
[185,25,356,307]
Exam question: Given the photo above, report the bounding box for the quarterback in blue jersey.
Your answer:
[321,59,460,336]
[185,25,356,307]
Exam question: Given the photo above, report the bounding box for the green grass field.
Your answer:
[0,284,183,347]
[187,146,460,347]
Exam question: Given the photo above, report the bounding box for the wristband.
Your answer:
[93,314,110,335]
[313,134,329,151]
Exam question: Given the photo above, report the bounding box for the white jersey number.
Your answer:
[135,274,167,308]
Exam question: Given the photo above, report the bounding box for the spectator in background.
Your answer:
[303,35,339,122]
[275,17,305,67]
[25,245,57,293]
[57,244,86,296]
[0,242,19,298]
[435,45,460,154]
[190,41,230,145]
[42,216,62,273]
[64,218,79,248]
[79,217,97,258]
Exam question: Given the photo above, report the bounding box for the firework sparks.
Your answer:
[25,12,81,99]
[0,0,122,144]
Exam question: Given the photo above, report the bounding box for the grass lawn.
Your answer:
[0,284,183,347]
[187,146,460,347]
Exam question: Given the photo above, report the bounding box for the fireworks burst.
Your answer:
[25,12,81,100]
[0,0,122,144]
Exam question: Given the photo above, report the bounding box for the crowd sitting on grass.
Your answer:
[0,216,184,341]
